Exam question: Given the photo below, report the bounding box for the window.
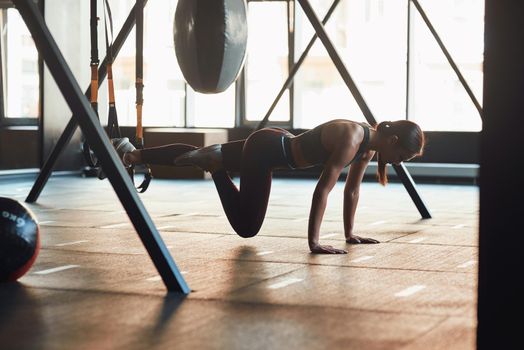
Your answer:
[244,1,290,124]
[109,0,186,127]
[408,0,484,131]
[191,87,236,128]
[0,8,40,125]
[294,0,407,129]
[67,0,484,132]
[292,0,483,131]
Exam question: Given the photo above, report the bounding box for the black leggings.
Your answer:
[140,128,294,238]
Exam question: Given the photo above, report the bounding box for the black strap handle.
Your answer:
[132,0,152,193]
[83,0,101,168]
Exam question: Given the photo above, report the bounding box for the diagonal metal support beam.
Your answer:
[296,0,431,219]
[296,0,377,125]
[13,0,190,294]
[26,0,148,203]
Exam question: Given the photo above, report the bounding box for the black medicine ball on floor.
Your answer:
[0,197,40,282]
[174,0,248,94]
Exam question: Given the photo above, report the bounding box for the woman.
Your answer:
[114,119,425,254]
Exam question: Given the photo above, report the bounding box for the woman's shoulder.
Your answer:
[323,119,365,134]
[298,119,366,139]
[321,118,372,128]
[319,120,366,149]
[324,118,353,125]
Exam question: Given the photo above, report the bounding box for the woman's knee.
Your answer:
[234,221,262,238]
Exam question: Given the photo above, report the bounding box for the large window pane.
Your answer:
[245,2,289,123]
[409,0,484,131]
[109,0,185,127]
[294,0,407,128]
[4,9,39,120]
[192,86,235,128]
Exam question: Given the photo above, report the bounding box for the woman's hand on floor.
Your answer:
[346,235,380,244]
[310,244,347,254]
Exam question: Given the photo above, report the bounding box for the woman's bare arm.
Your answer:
[308,164,347,254]
[343,150,379,244]
[308,126,357,254]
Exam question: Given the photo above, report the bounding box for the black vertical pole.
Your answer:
[135,0,144,146]
[14,0,190,294]
[405,0,411,120]
[234,68,246,127]
[296,0,431,219]
[478,1,524,348]
[287,0,295,126]
[0,11,5,121]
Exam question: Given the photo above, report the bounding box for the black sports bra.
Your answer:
[350,124,370,164]
[297,122,370,167]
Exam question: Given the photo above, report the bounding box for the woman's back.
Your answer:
[293,119,368,167]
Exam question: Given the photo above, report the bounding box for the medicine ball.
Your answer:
[0,197,40,282]
[174,0,248,94]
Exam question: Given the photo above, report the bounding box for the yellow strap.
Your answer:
[136,77,144,141]
[90,64,98,103]
[107,64,115,104]
[136,104,143,141]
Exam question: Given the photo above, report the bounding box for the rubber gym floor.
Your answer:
[0,175,477,349]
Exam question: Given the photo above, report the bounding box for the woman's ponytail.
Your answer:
[375,121,392,186]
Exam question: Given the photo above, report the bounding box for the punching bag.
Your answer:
[0,197,40,282]
[174,0,248,94]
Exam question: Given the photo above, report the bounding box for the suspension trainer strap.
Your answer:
[136,0,144,147]
[83,0,101,168]
[132,0,152,193]
[90,0,99,108]
[103,0,121,139]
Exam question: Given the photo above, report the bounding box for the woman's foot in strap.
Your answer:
[97,138,139,180]
[111,137,139,166]
[174,144,223,173]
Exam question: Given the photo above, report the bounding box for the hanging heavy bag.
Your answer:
[173,0,248,94]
